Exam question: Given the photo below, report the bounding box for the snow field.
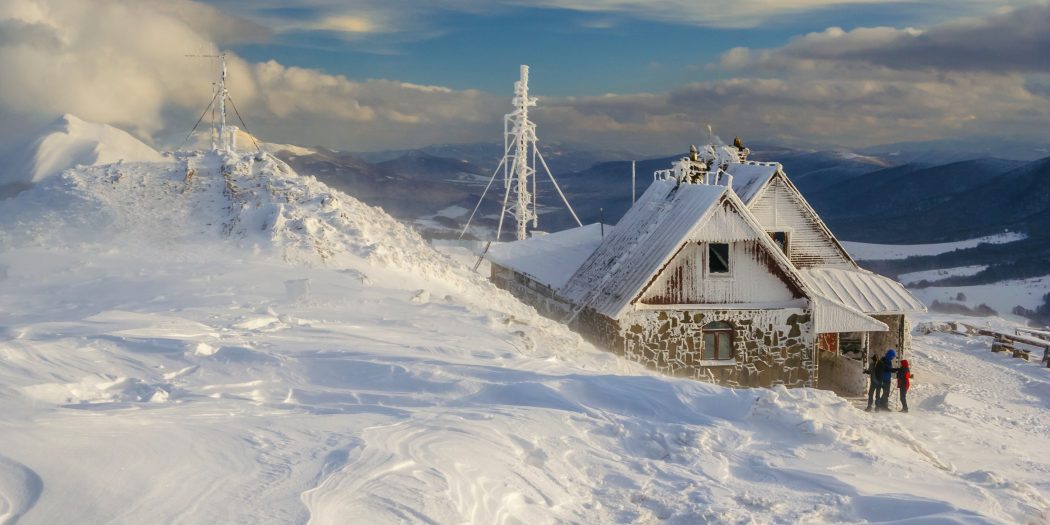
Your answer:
[911,276,1050,324]
[898,265,989,286]
[0,153,1046,524]
[841,232,1027,261]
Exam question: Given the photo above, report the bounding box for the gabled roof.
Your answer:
[487,223,606,289]
[726,162,780,204]
[559,179,814,320]
[559,181,725,319]
[801,267,927,315]
[745,169,859,269]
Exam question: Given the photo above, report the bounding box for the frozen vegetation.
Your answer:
[0,149,1047,524]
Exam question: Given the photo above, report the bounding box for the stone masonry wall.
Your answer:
[490,265,572,319]
[614,309,815,388]
[869,314,909,359]
[491,266,818,389]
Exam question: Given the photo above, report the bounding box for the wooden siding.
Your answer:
[817,332,839,353]
[640,240,800,305]
[749,176,854,268]
[639,202,804,306]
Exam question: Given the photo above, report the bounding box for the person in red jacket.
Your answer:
[896,359,913,412]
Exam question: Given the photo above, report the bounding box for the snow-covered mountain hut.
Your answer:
[488,143,925,394]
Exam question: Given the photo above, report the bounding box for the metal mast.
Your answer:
[505,65,537,241]
[218,54,229,152]
[181,52,262,154]
[459,65,581,242]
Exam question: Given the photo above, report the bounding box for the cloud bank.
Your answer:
[1,0,1047,153]
[0,0,502,151]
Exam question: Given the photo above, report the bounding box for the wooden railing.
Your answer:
[947,322,1050,367]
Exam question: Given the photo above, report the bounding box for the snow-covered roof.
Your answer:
[487,223,606,289]
[801,267,927,315]
[560,180,729,319]
[811,295,888,333]
[726,162,780,204]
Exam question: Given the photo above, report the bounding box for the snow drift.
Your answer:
[0,114,166,188]
[0,149,1047,524]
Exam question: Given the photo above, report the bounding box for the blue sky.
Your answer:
[227,2,972,95]
[2,0,1048,152]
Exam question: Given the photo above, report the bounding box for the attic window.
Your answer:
[708,243,730,274]
[702,321,734,360]
[770,231,789,254]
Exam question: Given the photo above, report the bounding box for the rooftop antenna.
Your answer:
[181,52,262,154]
[459,65,581,242]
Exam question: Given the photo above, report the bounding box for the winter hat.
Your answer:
[901,359,909,367]
[885,349,896,360]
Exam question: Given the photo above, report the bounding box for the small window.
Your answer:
[708,243,730,274]
[702,321,734,360]
[840,332,866,359]
[770,231,789,254]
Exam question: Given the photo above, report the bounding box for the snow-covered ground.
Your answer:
[899,265,989,286]
[911,276,1050,322]
[842,232,1026,261]
[0,152,1047,524]
[0,114,167,187]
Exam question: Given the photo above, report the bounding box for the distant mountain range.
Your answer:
[274,140,1050,296]
[3,115,1047,297]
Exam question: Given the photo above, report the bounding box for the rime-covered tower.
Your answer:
[460,65,580,242]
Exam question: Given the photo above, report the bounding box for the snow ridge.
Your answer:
[1,150,465,285]
[1,114,166,186]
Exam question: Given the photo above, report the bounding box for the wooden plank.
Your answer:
[1017,327,1050,340]
[959,323,1049,349]
[1001,333,1050,349]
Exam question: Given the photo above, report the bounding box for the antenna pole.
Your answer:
[469,65,578,243]
[511,65,535,241]
[632,160,636,204]
[219,54,229,152]
[186,52,238,153]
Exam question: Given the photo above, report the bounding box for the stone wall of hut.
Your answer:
[869,314,910,358]
[613,308,816,388]
[490,264,572,319]
[492,266,820,389]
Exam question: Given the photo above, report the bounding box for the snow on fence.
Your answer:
[918,322,1050,367]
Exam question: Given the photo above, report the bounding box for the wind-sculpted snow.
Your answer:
[0,114,166,187]
[0,153,1047,524]
[0,151,467,284]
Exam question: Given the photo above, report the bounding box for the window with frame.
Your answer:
[769,231,789,255]
[708,243,730,274]
[702,321,734,360]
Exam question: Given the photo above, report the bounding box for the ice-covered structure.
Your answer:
[488,142,925,393]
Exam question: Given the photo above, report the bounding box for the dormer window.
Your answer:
[708,243,730,274]
[770,231,790,255]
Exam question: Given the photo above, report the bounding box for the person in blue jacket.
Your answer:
[876,349,897,410]
[863,352,881,411]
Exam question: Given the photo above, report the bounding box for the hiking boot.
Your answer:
[864,406,872,412]
[900,408,909,413]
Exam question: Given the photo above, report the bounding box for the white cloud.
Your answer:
[719,3,1050,73]
[0,0,503,151]
[2,0,1047,155]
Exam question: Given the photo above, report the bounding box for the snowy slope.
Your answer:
[841,232,1027,261]
[0,153,1047,524]
[0,114,167,186]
